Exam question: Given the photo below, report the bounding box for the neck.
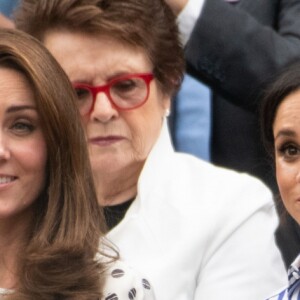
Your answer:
[93,162,143,206]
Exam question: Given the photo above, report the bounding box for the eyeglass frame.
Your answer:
[72,72,154,115]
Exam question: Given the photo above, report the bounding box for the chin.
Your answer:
[91,158,125,174]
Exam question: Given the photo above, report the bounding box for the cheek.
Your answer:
[23,138,48,181]
[275,159,300,217]
[276,161,291,197]
[129,122,150,158]
[79,116,89,135]
[128,112,162,158]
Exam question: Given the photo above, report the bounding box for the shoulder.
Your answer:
[160,153,276,228]
[171,152,271,196]
[103,260,155,300]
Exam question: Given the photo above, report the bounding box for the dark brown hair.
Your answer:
[15,0,185,97]
[261,62,300,158]
[0,28,110,299]
[260,61,300,222]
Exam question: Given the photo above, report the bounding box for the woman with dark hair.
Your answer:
[261,62,300,299]
[15,0,286,299]
[0,28,153,299]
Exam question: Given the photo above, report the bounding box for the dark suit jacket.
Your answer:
[182,0,300,267]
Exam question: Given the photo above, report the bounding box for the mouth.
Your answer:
[88,135,125,146]
[0,176,17,185]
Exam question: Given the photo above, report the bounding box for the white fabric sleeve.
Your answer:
[193,175,287,299]
[177,0,206,46]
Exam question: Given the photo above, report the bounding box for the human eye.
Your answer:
[277,142,300,161]
[112,78,139,94]
[10,119,36,136]
[74,87,91,101]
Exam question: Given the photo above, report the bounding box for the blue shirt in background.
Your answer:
[0,0,19,17]
[174,73,211,161]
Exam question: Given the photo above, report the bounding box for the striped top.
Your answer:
[267,254,300,300]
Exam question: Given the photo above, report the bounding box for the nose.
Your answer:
[0,137,10,161]
[89,91,119,123]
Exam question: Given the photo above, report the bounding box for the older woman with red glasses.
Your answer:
[15,0,286,299]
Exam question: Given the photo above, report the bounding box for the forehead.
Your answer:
[43,30,153,82]
[0,66,34,102]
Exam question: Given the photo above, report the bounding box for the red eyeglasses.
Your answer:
[73,73,154,116]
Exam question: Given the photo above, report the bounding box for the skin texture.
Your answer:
[164,0,188,15]
[0,67,47,221]
[0,14,14,29]
[44,31,170,205]
[0,67,47,288]
[273,89,300,224]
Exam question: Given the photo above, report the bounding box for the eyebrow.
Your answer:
[71,71,142,84]
[6,105,37,113]
[274,129,296,140]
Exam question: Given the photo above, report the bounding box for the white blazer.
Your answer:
[107,121,287,300]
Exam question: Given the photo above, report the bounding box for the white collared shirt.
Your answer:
[177,0,239,45]
[177,0,205,45]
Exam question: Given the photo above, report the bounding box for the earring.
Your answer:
[165,109,170,117]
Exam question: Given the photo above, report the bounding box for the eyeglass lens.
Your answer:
[74,76,149,115]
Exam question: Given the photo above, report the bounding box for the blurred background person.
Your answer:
[0,28,154,300]
[15,0,287,299]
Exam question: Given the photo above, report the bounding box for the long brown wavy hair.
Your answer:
[0,28,110,299]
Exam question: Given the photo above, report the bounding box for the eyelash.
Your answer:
[10,121,35,135]
[277,142,300,161]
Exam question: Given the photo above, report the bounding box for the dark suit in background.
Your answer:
[174,0,300,267]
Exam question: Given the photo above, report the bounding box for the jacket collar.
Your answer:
[137,119,174,199]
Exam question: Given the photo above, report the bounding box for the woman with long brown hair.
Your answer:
[0,28,154,299]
